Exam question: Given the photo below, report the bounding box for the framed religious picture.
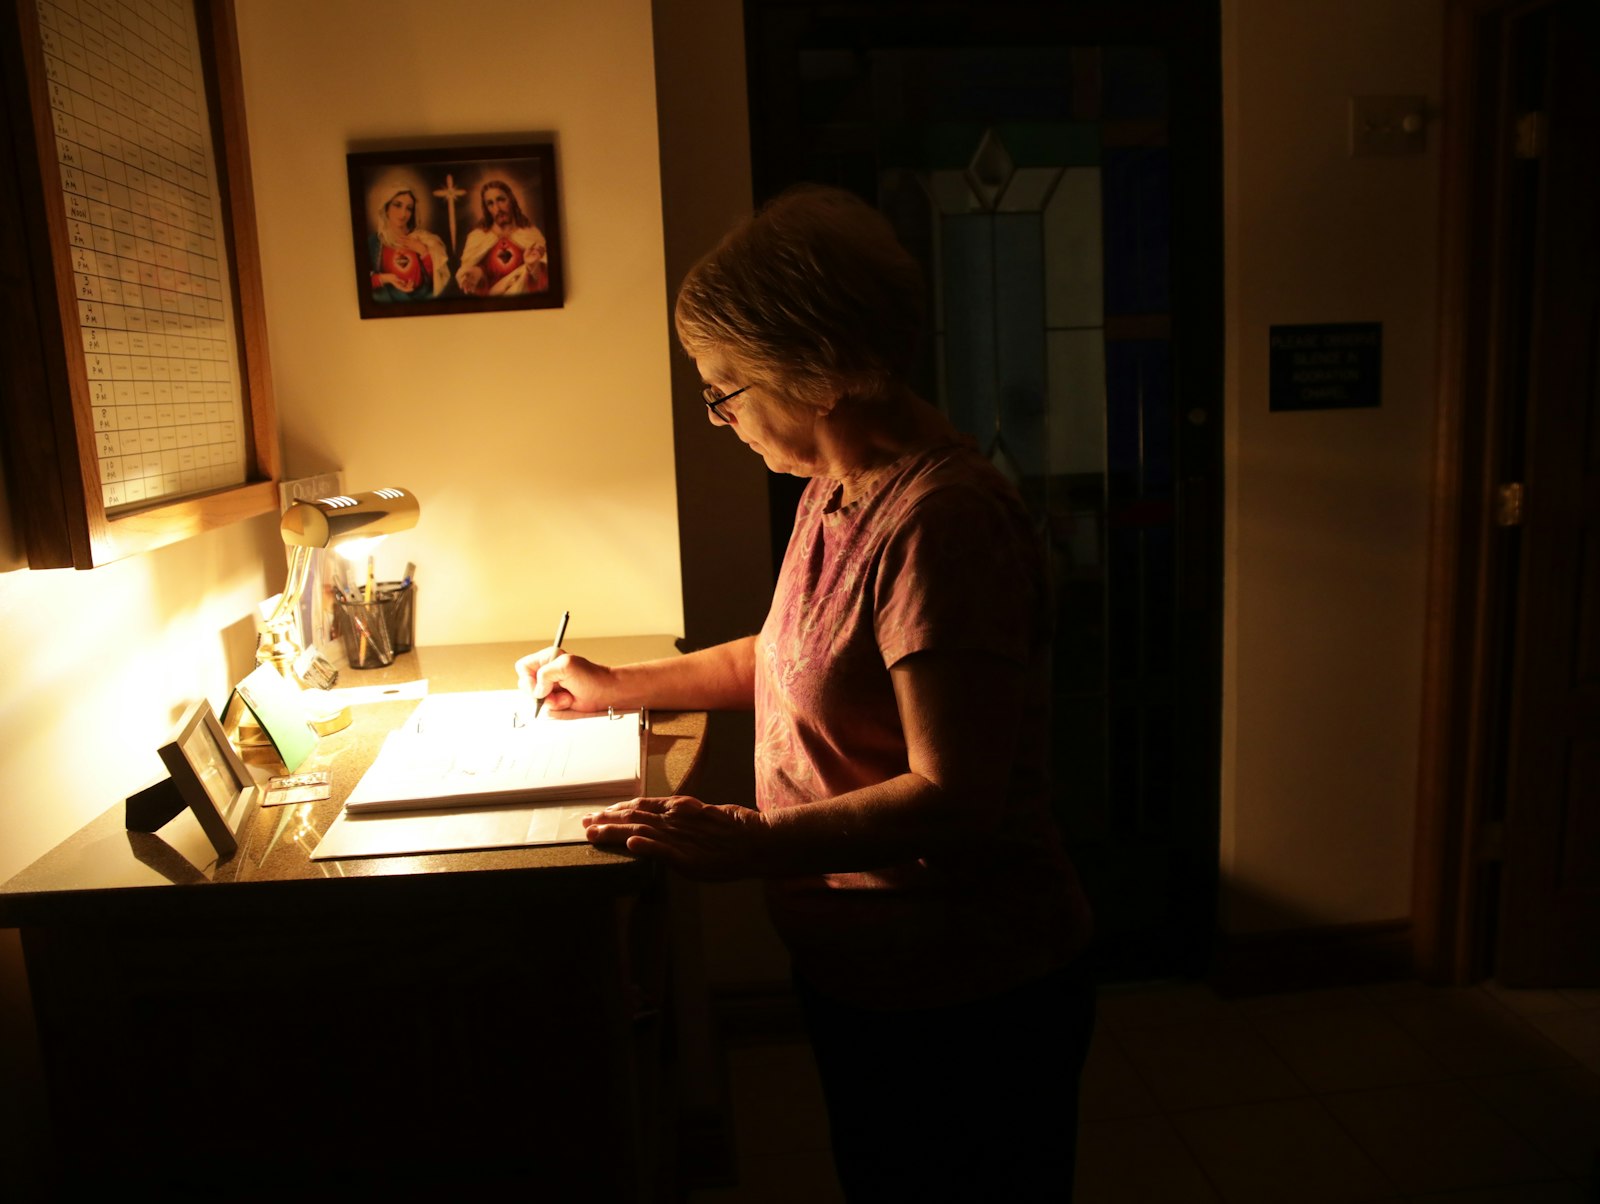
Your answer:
[346,143,564,319]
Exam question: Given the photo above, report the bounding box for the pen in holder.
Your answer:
[334,596,394,668]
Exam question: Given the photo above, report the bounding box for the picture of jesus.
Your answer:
[456,179,549,296]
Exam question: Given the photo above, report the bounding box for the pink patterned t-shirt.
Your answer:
[755,440,1091,1008]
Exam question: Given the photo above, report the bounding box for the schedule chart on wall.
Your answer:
[35,0,245,513]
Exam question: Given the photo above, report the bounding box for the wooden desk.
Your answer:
[0,637,704,1201]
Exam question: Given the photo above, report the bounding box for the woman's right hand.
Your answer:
[515,647,615,713]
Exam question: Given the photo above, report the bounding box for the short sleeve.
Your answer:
[871,480,1043,669]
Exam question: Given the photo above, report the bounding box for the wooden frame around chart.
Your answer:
[0,0,277,569]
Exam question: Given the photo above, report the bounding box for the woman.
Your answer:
[518,185,1094,1202]
[368,187,450,302]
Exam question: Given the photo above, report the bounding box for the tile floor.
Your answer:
[688,980,1600,1203]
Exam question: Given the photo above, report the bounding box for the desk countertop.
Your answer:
[0,636,706,925]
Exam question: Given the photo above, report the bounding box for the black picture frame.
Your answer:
[155,699,258,857]
[347,143,564,319]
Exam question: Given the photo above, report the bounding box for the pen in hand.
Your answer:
[532,610,570,720]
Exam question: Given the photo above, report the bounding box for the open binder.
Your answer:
[310,691,646,860]
[344,691,644,813]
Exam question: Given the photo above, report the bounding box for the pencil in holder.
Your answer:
[334,597,394,668]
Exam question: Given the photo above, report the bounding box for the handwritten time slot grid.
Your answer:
[38,0,246,513]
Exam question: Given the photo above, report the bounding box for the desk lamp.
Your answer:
[257,487,420,680]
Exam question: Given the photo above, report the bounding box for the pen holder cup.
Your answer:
[377,581,415,654]
[334,597,394,669]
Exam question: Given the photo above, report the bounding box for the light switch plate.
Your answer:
[1349,95,1428,157]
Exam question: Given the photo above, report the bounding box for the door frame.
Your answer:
[1413,0,1527,983]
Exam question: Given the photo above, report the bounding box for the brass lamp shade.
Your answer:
[280,487,420,548]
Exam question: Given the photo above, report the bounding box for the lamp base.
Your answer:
[309,706,352,736]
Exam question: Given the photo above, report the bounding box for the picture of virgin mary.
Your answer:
[367,182,451,303]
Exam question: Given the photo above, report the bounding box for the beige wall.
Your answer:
[0,516,280,884]
[234,0,682,648]
[1221,0,1442,932]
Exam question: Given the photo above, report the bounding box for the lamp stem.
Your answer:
[257,544,315,675]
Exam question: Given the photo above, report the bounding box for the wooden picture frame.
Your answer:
[156,698,257,858]
[0,0,279,570]
[347,142,564,320]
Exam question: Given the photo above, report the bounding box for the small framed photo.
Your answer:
[347,142,564,319]
[156,700,259,858]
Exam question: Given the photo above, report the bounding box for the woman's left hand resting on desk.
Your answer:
[582,796,769,881]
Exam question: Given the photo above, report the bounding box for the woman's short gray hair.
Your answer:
[674,184,925,406]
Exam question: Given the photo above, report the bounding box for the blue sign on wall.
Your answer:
[1269,323,1382,411]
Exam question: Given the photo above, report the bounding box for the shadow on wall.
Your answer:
[686,709,794,991]
[0,439,24,572]
[221,611,266,700]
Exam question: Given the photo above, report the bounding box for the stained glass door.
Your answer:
[747,4,1223,978]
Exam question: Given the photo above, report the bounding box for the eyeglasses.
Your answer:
[702,383,753,422]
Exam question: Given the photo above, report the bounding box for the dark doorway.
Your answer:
[743,1,1223,978]
[1491,0,1600,985]
[1416,0,1600,987]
